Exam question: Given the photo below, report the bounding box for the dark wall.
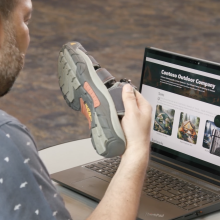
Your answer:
[1,0,220,150]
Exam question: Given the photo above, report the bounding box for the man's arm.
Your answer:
[87,84,152,220]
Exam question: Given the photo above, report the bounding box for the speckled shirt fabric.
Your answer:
[0,110,72,220]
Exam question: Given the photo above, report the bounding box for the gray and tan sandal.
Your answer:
[58,42,136,158]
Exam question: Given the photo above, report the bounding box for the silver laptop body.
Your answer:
[52,47,220,220]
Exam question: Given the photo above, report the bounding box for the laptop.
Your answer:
[51,47,220,220]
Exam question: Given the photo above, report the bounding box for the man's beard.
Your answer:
[0,20,24,97]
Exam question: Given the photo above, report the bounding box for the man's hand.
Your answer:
[87,84,152,220]
[121,84,152,155]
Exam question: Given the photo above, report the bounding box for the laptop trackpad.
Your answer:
[73,177,109,200]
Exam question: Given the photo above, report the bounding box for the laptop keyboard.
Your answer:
[84,157,220,210]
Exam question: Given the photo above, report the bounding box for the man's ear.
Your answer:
[0,16,4,49]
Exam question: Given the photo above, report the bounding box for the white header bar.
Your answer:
[146,57,220,81]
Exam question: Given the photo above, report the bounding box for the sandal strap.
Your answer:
[108,82,126,115]
[88,55,100,69]
[78,46,100,69]
[96,68,116,85]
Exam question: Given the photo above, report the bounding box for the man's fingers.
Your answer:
[135,90,152,114]
[122,84,138,114]
[122,84,152,116]
[136,91,149,106]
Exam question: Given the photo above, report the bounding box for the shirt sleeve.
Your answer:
[0,114,72,220]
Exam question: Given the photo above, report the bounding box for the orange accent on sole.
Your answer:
[80,98,91,129]
[84,82,101,108]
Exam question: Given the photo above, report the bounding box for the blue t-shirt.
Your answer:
[0,110,72,220]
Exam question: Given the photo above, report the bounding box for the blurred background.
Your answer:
[1,0,220,151]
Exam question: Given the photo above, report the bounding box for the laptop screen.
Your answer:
[140,48,220,183]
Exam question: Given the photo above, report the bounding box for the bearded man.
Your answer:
[0,0,152,219]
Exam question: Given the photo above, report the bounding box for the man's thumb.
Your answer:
[122,84,138,113]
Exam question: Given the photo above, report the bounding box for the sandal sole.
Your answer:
[58,42,126,157]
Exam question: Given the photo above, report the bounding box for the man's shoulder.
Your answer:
[0,109,37,151]
[0,109,22,127]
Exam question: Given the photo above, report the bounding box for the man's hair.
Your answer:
[0,0,17,19]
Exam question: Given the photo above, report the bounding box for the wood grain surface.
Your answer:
[1,0,220,150]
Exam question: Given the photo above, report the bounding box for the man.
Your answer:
[0,0,152,219]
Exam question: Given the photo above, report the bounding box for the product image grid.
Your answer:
[177,112,200,145]
[203,120,220,157]
[153,105,175,136]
